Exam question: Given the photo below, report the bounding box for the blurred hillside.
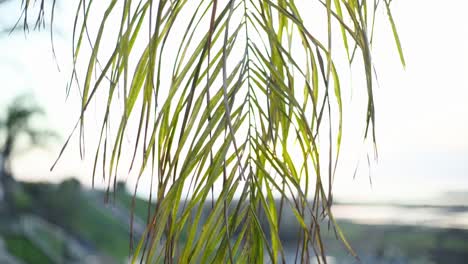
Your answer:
[0,180,468,263]
[0,179,146,263]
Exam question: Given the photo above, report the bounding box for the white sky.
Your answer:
[0,0,467,204]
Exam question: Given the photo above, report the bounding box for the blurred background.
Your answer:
[0,0,467,263]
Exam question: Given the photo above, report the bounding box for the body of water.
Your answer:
[332,204,468,229]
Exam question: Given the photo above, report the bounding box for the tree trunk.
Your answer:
[0,155,4,203]
[0,154,6,185]
[0,137,13,182]
[0,149,13,204]
[0,152,15,214]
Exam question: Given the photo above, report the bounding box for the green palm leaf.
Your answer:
[11,0,405,262]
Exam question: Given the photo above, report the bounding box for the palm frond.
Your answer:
[45,0,404,262]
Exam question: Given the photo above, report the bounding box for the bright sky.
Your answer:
[0,1,467,204]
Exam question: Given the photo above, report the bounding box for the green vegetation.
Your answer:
[10,185,33,211]
[114,183,152,222]
[22,181,132,260]
[0,180,159,263]
[321,222,468,263]
[1,180,468,263]
[4,235,52,264]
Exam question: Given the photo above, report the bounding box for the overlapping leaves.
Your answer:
[42,0,404,263]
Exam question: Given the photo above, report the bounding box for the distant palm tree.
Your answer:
[0,95,55,181]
